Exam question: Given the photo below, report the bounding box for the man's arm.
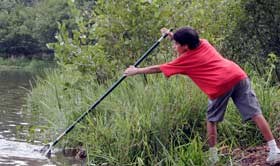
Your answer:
[124,65,161,76]
[124,27,172,77]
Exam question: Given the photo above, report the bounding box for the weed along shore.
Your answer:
[28,68,280,165]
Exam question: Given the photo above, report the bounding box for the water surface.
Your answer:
[0,69,83,166]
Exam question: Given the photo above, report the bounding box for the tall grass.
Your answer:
[27,67,280,165]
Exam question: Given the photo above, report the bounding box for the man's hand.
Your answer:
[124,65,139,76]
[160,27,173,40]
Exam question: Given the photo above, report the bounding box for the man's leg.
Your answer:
[251,114,274,141]
[207,121,217,147]
[252,114,280,164]
[207,121,219,164]
[232,78,280,164]
[206,91,232,164]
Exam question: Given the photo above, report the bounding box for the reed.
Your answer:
[27,66,280,165]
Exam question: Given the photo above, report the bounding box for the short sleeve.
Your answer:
[159,58,187,77]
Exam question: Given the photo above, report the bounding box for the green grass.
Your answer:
[27,67,280,165]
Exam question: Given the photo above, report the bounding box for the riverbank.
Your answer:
[27,67,280,165]
[0,57,56,73]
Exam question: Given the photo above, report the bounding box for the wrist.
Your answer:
[169,33,174,41]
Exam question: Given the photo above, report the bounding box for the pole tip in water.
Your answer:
[40,143,52,157]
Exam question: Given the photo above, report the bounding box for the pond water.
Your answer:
[0,69,84,166]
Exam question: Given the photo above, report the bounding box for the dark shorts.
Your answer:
[207,78,262,122]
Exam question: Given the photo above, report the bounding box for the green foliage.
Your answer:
[32,0,73,48]
[26,0,280,165]
[28,67,280,165]
[48,1,111,81]
[27,69,207,164]
[91,0,243,68]
[174,135,207,166]
[0,0,18,11]
[91,0,172,67]
[264,53,279,85]
[221,0,280,81]
[51,0,173,79]
[51,0,242,81]
[0,0,72,56]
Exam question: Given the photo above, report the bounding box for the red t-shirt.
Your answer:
[160,39,247,99]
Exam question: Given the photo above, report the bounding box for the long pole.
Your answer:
[41,29,172,156]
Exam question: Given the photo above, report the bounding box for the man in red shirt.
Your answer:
[124,27,280,164]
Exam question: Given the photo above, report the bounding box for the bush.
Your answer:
[221,0,280,81]
[51,0,242,81]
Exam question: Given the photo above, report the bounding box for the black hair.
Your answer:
[173,27,200,50]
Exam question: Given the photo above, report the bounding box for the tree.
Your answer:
[0,0,72,57]
[51,0,242,82]
[221,0,280,81]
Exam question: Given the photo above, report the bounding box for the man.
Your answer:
[124,27,280,164]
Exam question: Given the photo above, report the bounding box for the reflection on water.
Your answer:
[0,70,33,141]
[0,69,83,166]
